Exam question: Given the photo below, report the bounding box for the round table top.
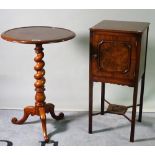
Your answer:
[1,26,76,44]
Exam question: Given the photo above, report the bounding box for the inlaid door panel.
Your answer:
[91,32,137,85]
[97,40,131,73]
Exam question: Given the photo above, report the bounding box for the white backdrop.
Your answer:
[0,9,155,111]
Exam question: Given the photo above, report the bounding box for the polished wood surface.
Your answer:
[91,20,150,33]
[1,26,75,142]
[89,20,149,142]
[1,26,75,44]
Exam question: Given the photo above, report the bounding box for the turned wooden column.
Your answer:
[34,44,46,108]
[34,44,48,141]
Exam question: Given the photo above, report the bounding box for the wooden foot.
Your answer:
[39,107,49,142]
[45,103,64,120]
[12,106,35,124]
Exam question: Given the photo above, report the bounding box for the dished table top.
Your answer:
[1,26,76,44]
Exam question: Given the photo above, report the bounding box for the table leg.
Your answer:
[130,84,138,142]
[89,80,93,134]
[45,103,64,120]
[138,73,145,122]
[12,106,35,124]
[39,107,48,142]
[101,83,105,115]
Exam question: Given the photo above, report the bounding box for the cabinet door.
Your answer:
[90,32,137,86]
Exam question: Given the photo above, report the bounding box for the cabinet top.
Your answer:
[90,20,150,33]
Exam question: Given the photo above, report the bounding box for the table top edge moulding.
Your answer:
[1,26,76,44]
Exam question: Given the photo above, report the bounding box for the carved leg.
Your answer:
[101,83,105,115]
[89,80,93,134]
[130,84,138,142]
[12,106,35,124]
[45,103,64,120]
[39,107,49,142]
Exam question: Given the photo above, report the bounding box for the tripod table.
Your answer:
[1,26,75,142]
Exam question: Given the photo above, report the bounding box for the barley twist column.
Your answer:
[34,44,46,108]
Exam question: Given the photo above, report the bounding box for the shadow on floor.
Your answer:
[140,115,155,127]
[91,113,155,136]
[93,123,130,134]
[136,137,155,142]
[0,140,13,146]
[18,111,88,144]
[47,111,88,140]
[40,140,58,146]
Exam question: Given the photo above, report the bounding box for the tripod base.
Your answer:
[12,103,64,142]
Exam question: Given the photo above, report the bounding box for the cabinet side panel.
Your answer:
[89,31,94,81]
[139,29,148,79]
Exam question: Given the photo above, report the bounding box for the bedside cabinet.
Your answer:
[89,20,150,142]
